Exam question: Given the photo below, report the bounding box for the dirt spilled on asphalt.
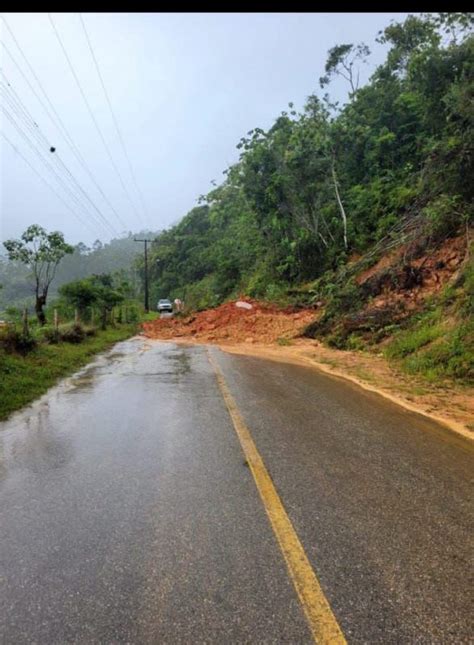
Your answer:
[141,298,473,442]
[142,299,316,345]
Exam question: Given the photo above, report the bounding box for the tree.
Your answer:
[3,225,74,325]
[376,15,440,76]
[59,273,126,328]
[59,278,98,318]
[319,43,371,95]
[90,274,125,328]
[75,242,90,255]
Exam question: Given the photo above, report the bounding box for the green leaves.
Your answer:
[3,225,74,292]
[59,274,125,314]
[4,225,74,267]
[319,42,371,94]
[132,13,473,309]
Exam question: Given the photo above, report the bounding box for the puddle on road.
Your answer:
[0,339,203,484]
[104,351,126,362]
[1,338,195,427]
[68,374,96,391]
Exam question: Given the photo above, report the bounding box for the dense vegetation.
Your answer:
[0,262,150,419]
[1,225,152,418]
[140,14,473,311]
[0,232,151,313]
[1,13,472,392]
[384,258,473,382]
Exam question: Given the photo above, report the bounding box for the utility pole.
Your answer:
[134,238,153,313]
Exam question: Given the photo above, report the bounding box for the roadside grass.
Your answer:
[352,367,378,383]
[384,309,445,359]
[0,324,138,421]
[384,308,474,385]
[314,356,339,368]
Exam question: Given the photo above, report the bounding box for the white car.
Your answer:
[157,299,173,313]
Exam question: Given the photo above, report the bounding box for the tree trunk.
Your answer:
[331,159,348,250]
[35,294,47,326]
[23,308,29,336]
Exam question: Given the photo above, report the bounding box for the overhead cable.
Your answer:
[1,76,118,236]
[1,102,113,237]
[48,13,143,228]
[1,128,98,236]
[79,12,149,227]
[0,19,128,231]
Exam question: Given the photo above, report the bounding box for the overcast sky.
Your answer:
[0,12,410,247]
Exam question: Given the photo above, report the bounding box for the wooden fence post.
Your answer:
[23,308,29,336]
[54,308,59,331]
[74,308,79,324]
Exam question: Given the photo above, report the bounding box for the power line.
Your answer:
[1,102,112,237]
[79,13,149,227]
[0,76,116,235]
[134,238,153,312]
[0,28,127,233]
[1,128,98,237]
[2,105,108,237]
[48,13,143,228]
[0,76,117,236]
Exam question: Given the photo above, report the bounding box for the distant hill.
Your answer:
[0,232,159,311]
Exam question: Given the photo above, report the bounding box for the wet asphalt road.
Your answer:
[0,337,472,644]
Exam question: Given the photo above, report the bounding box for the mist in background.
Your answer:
[1,12,409,246]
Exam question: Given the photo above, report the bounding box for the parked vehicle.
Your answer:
[157,299,173,313]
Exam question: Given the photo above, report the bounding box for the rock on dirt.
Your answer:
[142,299,315,345]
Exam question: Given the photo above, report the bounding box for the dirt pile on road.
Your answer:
[142,299,316,344]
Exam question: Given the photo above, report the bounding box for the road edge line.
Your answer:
[207,349,347,645]
[218,343,473,446]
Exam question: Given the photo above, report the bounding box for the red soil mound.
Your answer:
[142,299,315,344]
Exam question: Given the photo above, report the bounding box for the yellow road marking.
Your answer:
[207,350,347,644]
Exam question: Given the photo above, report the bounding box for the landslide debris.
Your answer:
[142,299,315,344]
[303,232,470,347]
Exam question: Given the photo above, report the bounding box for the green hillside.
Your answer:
[140,14,472,312]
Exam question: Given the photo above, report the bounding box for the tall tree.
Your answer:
[3,225,74,325]
[319,43,371,95]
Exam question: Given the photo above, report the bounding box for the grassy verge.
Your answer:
[384,309,473,384]
[384,259,473,385]
[0,324,138,421]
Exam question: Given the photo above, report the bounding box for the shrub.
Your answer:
[303,280,366,340]
[422,194,466,240]
[384,314,444,359]
[4,306,22,323]
[401,322,474,383]
[59,323,86,344]
[345,334,366,351]
[1,327,37,355]
[126,304,141,323]
[37,325,60,344]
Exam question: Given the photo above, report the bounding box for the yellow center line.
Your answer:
[207,349,347,645]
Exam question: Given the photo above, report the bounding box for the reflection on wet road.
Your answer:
[0,337,472,643]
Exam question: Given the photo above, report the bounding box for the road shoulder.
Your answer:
[216,340,474,444]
